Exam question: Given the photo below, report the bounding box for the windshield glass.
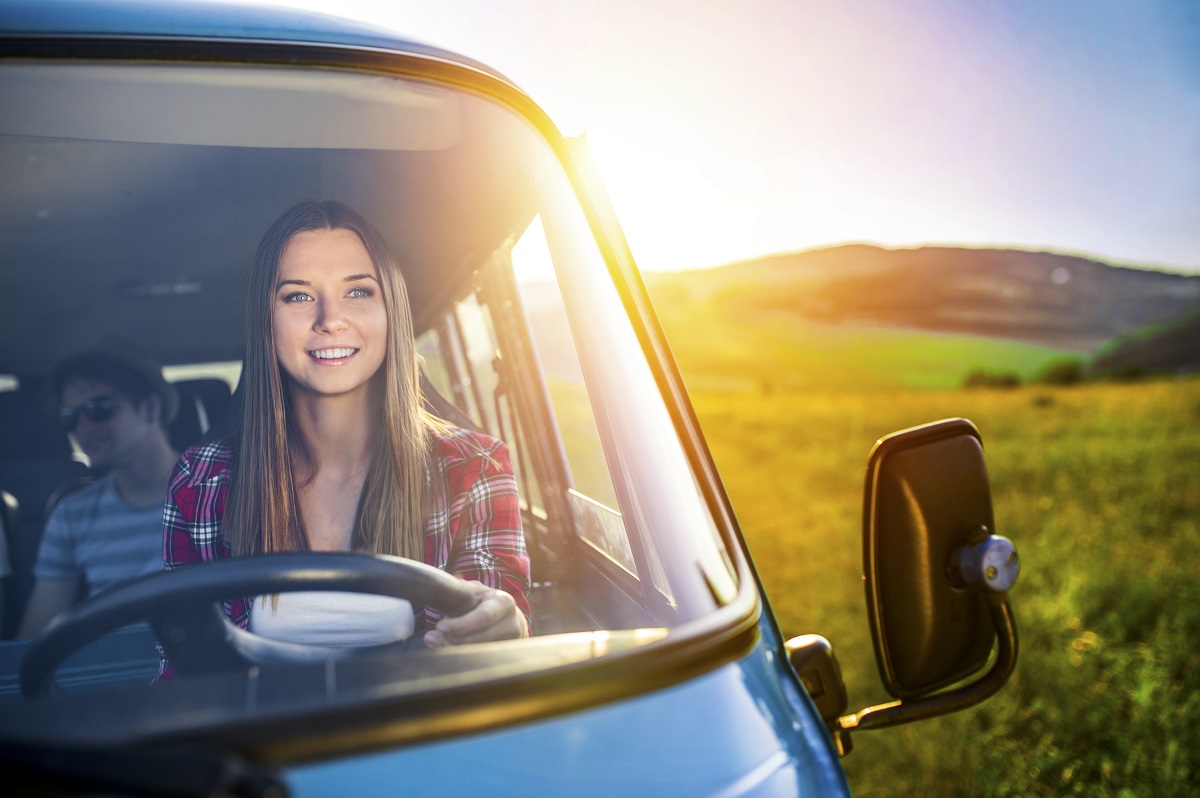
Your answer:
[0,60,737,747]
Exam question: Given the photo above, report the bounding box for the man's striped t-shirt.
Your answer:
[33,474,165,596]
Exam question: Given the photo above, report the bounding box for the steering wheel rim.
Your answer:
[20,552,479,698]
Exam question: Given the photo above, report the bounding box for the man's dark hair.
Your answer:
[50,337,179,424]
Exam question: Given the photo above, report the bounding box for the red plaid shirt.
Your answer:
[161,427,530,641]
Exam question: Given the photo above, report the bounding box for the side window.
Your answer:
[414,209,706,609]
[413,224,662,588]
[416,295,546,518]
[511,216,670,593]
[453,293,502,435]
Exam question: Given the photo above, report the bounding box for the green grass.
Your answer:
[687,377,1200,796]
[546,377,620,509]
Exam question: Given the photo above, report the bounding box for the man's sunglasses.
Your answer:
[58,393,126,432]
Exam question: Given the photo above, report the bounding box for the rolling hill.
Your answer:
[642,245,1200,354]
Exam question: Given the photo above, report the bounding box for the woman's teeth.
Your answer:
[309,347,357,359]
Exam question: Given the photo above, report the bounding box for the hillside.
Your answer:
[643,245,1200,353]
[1092,308,1200,376]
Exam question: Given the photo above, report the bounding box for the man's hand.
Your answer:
[424,580,529,647]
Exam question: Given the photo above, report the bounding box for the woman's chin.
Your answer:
[288,373,374,400]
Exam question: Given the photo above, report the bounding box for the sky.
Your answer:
[260,0,1200,274]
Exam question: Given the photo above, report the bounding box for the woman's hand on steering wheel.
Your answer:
[424,581,529,647]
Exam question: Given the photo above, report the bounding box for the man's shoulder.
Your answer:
[49,472,114,518]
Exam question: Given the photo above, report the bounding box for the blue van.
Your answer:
[0,1,1019,795]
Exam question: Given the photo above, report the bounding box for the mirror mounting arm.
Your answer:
[834,591,1018,737]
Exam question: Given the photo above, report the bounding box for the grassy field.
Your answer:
[538,276,1197,793]
[640,282,1198,794]
[685,376,1199,796]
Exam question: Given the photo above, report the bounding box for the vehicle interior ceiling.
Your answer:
[0,72,628,644]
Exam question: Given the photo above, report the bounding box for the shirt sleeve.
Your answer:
[162,445,232,569]
[158,443,244,681]
[32,499,80,582]
[161,450,198,571]
[446,439,532,627]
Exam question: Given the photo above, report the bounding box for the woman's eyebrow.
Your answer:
[275,274,377,290]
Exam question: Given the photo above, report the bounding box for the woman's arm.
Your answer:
[157,441,242,679]
[162,450,201,570]
[427,434,531,646]
[162,440,235,568]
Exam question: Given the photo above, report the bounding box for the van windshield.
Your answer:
[0,59,737,752]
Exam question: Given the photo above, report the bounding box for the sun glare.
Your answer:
[511,214,557,286]
[585,128,774,273]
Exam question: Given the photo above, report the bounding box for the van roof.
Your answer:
[0,0,520,89]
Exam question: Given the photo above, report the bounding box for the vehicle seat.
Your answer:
[419,369,484,433]
[1,488,16,589]
[168,378,234,452]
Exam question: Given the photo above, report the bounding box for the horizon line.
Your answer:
[639,241,1200,277]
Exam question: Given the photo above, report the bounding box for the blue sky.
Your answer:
[266,1,1200,273]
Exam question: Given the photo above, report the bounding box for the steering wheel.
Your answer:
[20,552,480,698]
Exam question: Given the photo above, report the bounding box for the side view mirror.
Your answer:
[863,417,1018,699]
[790,418,1020,755]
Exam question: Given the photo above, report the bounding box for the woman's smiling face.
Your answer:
[272,228,388,400]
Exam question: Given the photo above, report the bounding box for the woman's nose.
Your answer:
[314,299,349,333]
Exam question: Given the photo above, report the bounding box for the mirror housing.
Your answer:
[863,418,999,697]
[833,418,1020,741]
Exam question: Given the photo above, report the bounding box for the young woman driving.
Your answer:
[161,200,529,671]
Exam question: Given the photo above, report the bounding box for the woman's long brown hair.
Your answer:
[224,199,439,561]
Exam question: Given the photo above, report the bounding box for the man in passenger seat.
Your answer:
[16,338,180,638]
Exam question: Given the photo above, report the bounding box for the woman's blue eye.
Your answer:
[282,291,312,303]
[347,286,374,298]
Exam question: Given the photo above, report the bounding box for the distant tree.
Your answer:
[964,369,1021,389]
[1094,363,1149,383]
[1036,357,1086,386]
[1090,308,1200,378]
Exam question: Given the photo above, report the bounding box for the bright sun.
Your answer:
[583,128,773,273]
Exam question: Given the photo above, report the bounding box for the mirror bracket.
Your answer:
[785,635,849,725]
[834,590,1018,736]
